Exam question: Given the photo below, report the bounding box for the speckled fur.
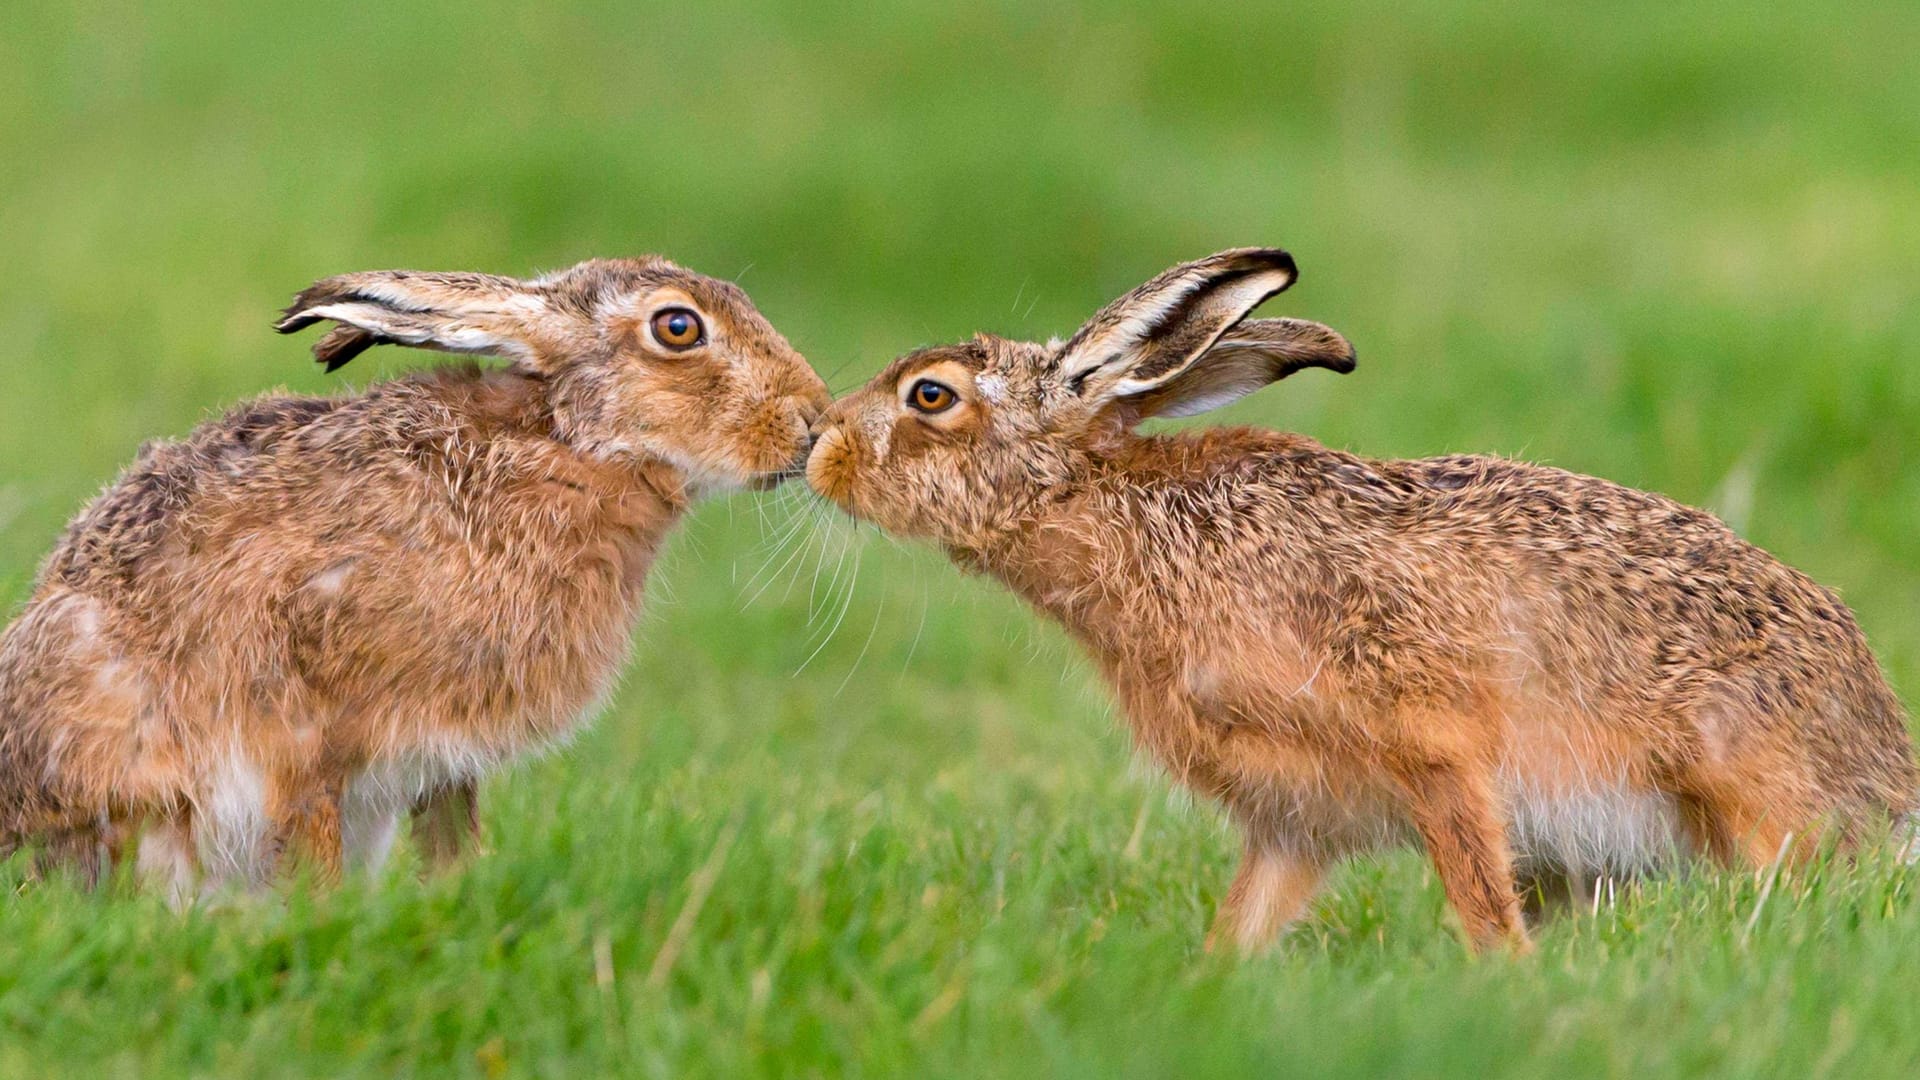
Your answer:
[810,247,1916,952]
[0,256,828,896]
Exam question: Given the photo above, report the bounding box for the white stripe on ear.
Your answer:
[276,269,547,371]
[1128,317,1356,420]
[295,304,442,346]
[1055,248,1298,400]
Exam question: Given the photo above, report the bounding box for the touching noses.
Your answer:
[780,366,831,449]
[808,396,858,443]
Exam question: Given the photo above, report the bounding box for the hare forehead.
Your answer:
[974,372,1010,404]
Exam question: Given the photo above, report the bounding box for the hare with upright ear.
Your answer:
[0,257,829,899]
[808,247,1917,952]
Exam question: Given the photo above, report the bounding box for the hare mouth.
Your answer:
[748,467,803,492]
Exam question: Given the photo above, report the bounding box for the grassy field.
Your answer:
[3,0,1919,1074]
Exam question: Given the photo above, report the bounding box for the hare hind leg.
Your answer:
[1206,839,1326,953]
[264,772,345,885]
[1671,733,1824,871]
[137,808,200,908]
[35,822,110,888]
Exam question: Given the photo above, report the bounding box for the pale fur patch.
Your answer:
[91,657,137,699]
[339,769,408,872]
[198,746,269,886]
[975,373,1009,405]
[860,408,892,463]
[69,597,103,641]
[304,561,355,596]
[136,819,198,910]
[342,731,504,872]
[1184,663,1223,701]
[1502,773,1685,876]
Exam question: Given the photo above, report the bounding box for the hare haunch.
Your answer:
[0,257,828,898]
[807,247,1916,950]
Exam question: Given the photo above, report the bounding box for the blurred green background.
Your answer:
[1,1,1917,1076]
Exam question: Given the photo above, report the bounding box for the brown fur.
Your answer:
[809,247,1916,951]
[0,256,827,898]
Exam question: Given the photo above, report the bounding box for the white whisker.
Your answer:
[832,585,885,698]
[796,543,863,676]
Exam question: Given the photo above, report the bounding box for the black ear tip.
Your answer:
[312,326,380,373]
[274,312,317,334]
[1324,330,1357,373]
[1233,247,1297,278]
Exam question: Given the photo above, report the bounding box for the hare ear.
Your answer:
[1055,248,1298,403]
[275,270,553,372]
[1126,317,1356,420]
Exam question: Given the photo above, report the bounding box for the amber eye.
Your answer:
[907,378,957,414]
[650,307,705,349]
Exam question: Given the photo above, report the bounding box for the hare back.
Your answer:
[1044,430,1915,832]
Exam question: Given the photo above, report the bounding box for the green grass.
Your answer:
[2,0,1919,1075]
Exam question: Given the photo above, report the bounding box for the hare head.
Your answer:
[278,257,830,490]
[807,248,1354,544]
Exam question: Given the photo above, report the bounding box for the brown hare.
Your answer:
[807,247,1917,951]
[0,256,828,900]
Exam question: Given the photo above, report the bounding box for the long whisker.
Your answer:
[898,574,930,685]
[808,512,854,626]
[739,512,817,610]
[796,542,862,676]
[745,492,811,563]
[735,493,815,604]
[781,510,826,606]
[737,495,821,607]
[832,582,885,698]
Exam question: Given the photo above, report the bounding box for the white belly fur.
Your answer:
[1501,774,1687,878]
[341,736,500,873]
[192,735,501,888]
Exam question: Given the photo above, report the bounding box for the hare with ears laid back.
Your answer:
[0,257,828,899]
[807,248,1917,951]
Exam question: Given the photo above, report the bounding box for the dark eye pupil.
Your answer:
[651,309,704,348]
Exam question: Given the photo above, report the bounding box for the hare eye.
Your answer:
[908,379,957,414]
[650,308,704,350]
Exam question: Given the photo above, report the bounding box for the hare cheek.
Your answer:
[862,412,893,462]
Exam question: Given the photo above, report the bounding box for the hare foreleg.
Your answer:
[1397,760,1529,952]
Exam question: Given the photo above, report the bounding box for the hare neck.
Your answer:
[951,427,1327,660]
[435,367,694,580]
[502,372,695,516]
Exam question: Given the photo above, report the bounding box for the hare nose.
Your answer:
[810,399,855,439]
